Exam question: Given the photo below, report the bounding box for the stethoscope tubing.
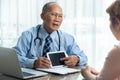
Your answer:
[34,25,61,51]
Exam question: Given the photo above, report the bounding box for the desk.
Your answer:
[0,73,84,80]
[0,67,84,80]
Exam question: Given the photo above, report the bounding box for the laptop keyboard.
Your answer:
[50,67,79,73]
[39,67,80,74]
[23,72,35,76]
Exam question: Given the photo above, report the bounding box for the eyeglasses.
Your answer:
[47,12,64,19]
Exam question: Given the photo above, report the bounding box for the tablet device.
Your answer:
[47,51,68,67]
[37,51,81,75]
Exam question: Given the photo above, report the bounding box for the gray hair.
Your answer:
[42,2,58,13]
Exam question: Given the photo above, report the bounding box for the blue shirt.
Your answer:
[13,24,88,68]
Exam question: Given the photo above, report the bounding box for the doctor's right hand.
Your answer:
[34,57,51,68]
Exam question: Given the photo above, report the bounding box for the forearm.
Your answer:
[78,54,88,67]
[18,55,36,68]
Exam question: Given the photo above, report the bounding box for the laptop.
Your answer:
[36,51,81,75]
[0,47,48,79]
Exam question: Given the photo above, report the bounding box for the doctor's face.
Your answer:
[41,3,63,34]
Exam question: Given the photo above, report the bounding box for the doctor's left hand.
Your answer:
[60,55,79,67]
[34,57,51,68]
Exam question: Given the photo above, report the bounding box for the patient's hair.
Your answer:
[106,0,120,26]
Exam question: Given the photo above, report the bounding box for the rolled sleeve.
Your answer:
[63,33,88,67]
[78,51,88,67]
[24,58,36,68]
[13,30,36,68]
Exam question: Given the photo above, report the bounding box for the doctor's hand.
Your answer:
[34,57,51,68]
[60,55,79,67]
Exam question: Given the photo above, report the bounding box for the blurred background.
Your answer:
[0,0,117,71]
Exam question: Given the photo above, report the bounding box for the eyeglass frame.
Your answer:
[45,11,65,19]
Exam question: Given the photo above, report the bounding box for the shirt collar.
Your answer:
[37,24,46,40]
[40,24,58,40]
[50,30,59,40]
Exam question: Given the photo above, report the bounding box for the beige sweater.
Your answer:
[97,44,120,80]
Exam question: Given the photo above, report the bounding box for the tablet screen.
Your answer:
[47,51,67,66]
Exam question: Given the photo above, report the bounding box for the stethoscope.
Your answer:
[34,25,61,51]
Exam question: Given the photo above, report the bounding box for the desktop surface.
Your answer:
[0,67,84,80]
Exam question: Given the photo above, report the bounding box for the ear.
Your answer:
[117,18,120,30]
[40,13,44,20]
[115,18,120,30]
[117,19,120,24]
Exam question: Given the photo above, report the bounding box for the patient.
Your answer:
[81,0,120,80]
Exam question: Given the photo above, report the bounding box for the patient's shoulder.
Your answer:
[108,43,120,59]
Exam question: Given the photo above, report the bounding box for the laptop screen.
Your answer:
[0,47,48,79]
